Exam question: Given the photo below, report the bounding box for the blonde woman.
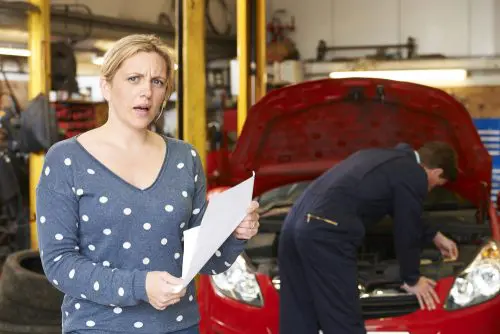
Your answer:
[36,34,260,334]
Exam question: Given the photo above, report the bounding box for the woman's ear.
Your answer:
[100,77,111,101]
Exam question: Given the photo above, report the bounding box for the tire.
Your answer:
[0,249,63,311]
[0,287,61,326]
[0,320,60,334]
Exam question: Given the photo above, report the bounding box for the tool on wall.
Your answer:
[316,36,417,61]
[266,9,299,63]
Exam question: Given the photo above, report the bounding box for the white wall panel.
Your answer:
[469,0,495,56]
[331,0,400,58]
[400,0,469,56]
[270,0,499,60]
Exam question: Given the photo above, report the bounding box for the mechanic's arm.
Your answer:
[421,218,439,244]
[391,178,426,286]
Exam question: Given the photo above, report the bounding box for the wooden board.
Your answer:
[441,86,500,118]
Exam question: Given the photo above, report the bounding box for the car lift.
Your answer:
[27,0,51,249]
[27,0,267,249]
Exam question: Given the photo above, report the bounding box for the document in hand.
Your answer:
[178,171,255,289]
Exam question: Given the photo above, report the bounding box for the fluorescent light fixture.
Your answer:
[329,69,467,84]
[0,47,31,57]
[92,55,104,66]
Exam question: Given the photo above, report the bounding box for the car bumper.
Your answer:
[199,276,500,334]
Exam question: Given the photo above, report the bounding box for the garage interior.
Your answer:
[0,0,499,333]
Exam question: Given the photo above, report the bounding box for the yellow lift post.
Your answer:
[177,0,206,168]
[237,0,267,136]
[28,0,51,250]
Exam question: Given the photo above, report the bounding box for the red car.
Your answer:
[197,78,500,334]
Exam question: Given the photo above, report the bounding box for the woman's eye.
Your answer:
[128,76,139,83]
[153,79,164,87]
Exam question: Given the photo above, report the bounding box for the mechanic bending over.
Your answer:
[278,141,459,334]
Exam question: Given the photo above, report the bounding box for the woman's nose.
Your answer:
[140,82,152,98]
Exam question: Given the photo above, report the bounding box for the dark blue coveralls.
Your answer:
[278,143,438,334]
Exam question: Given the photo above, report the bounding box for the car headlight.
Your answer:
[210,255,263,307]
[446,240,500,310]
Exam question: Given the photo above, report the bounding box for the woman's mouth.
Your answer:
[133,105,151,117]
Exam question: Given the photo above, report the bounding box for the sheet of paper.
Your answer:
[178,171,255,289]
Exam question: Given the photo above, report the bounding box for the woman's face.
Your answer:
[101,51,168,130]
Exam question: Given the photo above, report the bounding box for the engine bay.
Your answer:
[246,208,491,299]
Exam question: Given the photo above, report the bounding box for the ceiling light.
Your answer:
[329,69,467,84]
[0,47,31,57]
[92,55,104,66]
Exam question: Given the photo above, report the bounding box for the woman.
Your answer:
[35,34,260,334]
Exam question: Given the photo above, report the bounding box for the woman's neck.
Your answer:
[99,116,152,151]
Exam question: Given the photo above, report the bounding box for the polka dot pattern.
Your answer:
[36,144,217,331]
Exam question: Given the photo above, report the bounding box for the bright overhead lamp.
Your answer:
[329,69,467,83]
[0,47,31,57]
[92,55,104,66]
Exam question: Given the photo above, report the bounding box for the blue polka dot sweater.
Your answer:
[35,136,246,333]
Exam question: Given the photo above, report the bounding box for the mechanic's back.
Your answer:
[278,142,458,334]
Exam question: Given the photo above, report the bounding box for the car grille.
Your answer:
[272,276,420,320]
[361,295,420,319]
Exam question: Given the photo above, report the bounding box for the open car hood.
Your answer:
[229,78,491,207]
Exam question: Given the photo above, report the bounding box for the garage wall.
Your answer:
[50,0,237,35]
[268,0,497,60]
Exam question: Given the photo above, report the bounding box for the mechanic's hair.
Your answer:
[417,141,458,181]
[100,34,176,100]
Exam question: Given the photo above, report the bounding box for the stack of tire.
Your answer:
[0,249,62,333]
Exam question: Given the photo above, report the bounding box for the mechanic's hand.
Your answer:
[433,232,459,260]
[233,200,260,240]
[145,272,186,311]
[401,276,440,310]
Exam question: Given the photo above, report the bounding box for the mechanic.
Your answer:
[278,141,460,334]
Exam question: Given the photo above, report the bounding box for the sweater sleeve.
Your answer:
[36,153,148,307]
[187,147,247,275]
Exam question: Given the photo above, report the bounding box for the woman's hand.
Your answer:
[233,200,260,240]
[145,271,186,310]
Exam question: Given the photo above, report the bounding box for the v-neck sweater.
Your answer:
[35,136,246,333]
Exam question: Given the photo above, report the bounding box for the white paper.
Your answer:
[177,171,255,290]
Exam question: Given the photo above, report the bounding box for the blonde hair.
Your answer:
[100,34,176,101]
